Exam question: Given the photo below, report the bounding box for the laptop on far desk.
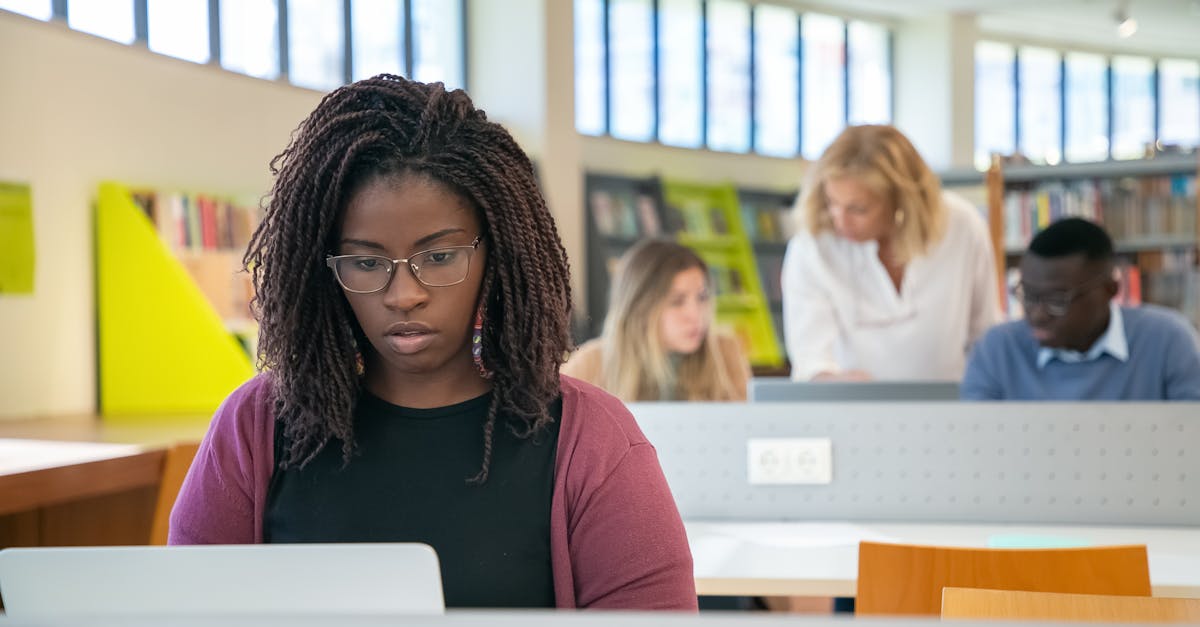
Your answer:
[0,543,444,618]
[748,378,960,402]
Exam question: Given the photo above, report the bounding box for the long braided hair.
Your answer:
[244,75,573,483]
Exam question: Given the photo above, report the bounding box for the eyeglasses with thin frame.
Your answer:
[325,236,482,293]
[1011,273,1108,317]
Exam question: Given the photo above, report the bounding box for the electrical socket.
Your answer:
[746,438,833,485]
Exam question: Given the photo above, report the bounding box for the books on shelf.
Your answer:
[1002,174,1197,251]
[129,190,261,253]
[126,188,262,330]
[588,186,662,239]
[737,191,796,243]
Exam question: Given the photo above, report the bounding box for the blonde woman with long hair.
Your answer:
[563,239,750,401]
[783,124,1000,381]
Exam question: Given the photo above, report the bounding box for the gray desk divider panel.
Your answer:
[630,402,1200,526]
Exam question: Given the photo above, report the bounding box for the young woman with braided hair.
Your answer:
[169,75,696,610]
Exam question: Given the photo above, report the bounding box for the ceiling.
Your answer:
[789,0,1200,58]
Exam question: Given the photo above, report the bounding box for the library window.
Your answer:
[802,13,846,159]
[68,0,135,45]
[147,0,209,64]
[288,0,345,91]
[974,41,1016,170]
[1111,55,1156,160]
[1063,52,1109,163]
[658,0,703,148]
[351,0,403,81]
[608,0,655,142]
[412,0,464,90]
[706,0,752,153]
[1017,46,1062,165]
[753,3,800,157]
[1159,59,1200,149]
[575,0,607,136]
[219,0,280,80]
[3,0,467,96]
[0,0,50,20]
[572,1,891,157]
[847,20,891,125]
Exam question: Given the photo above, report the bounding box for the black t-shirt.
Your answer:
[264,391,562,608]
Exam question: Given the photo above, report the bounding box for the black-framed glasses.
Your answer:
[325,236,482,293]
[1011,273,1108,317]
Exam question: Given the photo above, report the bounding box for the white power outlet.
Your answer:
[746,438,833,485]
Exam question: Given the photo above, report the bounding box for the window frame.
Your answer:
[26,0,467,93]
[575,0,894,157]
[976,38,1200,165]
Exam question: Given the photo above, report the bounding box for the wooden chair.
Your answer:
[855,541,1151,616]
[147,441,200,545]
[942,587,1200,623]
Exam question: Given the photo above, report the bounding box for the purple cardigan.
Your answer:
[169,374,698,611]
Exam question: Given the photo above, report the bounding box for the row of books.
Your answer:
[740,205,795,243]
[130,190,261,252]
[588,188,662,238]
[1143,249,1200,328]
[1145,269,1200,328]
[1002,175,1197,250]
[589,186,797,243]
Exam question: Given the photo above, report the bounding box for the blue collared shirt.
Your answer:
[1037,302,1128,369]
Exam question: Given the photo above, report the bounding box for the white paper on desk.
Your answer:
[0,438,143,475]
[710,522,898,548]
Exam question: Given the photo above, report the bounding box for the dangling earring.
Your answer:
[895,208,906,225]
[473,306,493,380]
[355,351,365,376]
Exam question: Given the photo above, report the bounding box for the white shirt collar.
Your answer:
[1037,301,1128,369]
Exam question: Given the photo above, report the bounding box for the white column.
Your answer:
[467,0,585,317]
[893,12,978,169]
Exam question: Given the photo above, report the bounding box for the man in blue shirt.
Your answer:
[962,218,1200,400]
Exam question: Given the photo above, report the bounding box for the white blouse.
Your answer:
[781,191,1001,381]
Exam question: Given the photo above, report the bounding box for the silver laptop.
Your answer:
[0,543,443,618]
[748,377,960,401]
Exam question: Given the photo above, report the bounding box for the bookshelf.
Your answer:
[581,172,788,369]
[582,173,666,340]
[986,154,1200,325]
[95,182,258,415]
[735,187,797,367]
[125,187,260,343]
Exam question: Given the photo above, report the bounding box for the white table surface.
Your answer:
[0,438,144,475]
[686,520,1200,598]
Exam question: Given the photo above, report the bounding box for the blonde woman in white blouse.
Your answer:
[782,125,1000,381]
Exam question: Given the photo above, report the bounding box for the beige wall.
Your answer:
[0,13,323,418]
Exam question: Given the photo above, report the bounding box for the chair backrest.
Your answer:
[149,441,200,545]
[0,543,444,618]
[856,541,1151,616]
[942,587,1200,623]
